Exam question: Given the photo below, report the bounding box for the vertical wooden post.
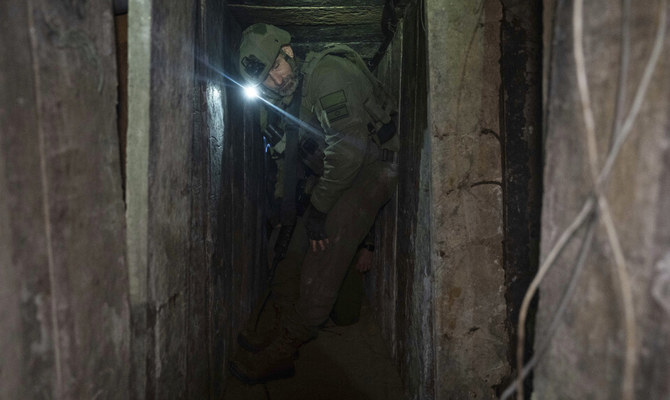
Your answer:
[0,1,130,398]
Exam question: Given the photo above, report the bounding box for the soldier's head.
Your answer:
[239,23,298,97]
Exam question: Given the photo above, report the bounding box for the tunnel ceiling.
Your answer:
[227,0,400,63]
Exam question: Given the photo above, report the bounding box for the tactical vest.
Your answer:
[264,45,398,177]
[301,44,398,147]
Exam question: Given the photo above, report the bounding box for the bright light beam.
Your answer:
[197,57,325,138]
[243,85,259,99]
[254,96,324,137]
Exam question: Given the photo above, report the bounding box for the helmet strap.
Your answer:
[281,50,298,72]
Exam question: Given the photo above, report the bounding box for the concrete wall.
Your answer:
[534,1,670,399]
[370,1,512,398]
[0,1,130,398]
[425,0,509,398]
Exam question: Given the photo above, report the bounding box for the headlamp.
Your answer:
[243,85,260,100]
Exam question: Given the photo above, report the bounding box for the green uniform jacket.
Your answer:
[301,48,399,213]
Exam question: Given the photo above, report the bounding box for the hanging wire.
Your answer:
[572,0,636,395]
[512,196,596,400]
[500,213,597,400]
[506,0,668,399]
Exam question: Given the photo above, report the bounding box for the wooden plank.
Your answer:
[228,4,383,26]
[126,0,151,397]
[0,1,130,399]
[144,1,197,398]
[115,14,128,196]
[229,0,384,6]
[275,24,384,43]
[291,41,382,61]
[0,4,51,398]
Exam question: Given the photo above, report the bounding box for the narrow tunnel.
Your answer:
[1,1,669,400]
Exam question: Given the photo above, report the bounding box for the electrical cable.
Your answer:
[610,0,631,149]
[573,0,637,397]
[501,212,596,400]
[599,0,668,188]
[510,1,668,399]
[514,195,596,400]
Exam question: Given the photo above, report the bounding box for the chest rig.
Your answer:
[263,45,397,177]
[302,44,397,147]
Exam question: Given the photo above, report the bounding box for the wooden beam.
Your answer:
[291,41,381,61]
[229,0,384,6]
[227,5,383,26]
[276,24,384,43]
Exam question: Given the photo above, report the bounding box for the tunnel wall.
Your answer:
[370,3,434,399]
[0,2,130,399]
[127,1,199,397]
[534,1,670,399]
[370,1,511,398]
[426,0,509,398]
[128,1,262,398]
[207,4,270,399]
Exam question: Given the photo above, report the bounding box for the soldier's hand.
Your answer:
[304,204,329,252]
[310,238,330,252]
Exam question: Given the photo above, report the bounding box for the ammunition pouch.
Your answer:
[368,120,396,145]
[363,96,397,145]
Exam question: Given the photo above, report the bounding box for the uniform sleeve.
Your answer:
[307,55,374,213]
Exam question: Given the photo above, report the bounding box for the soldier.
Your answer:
[230,23,399,384]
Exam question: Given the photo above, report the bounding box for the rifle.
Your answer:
[268,223,296,283]
[252,174,312,330]
[254,222,296,331]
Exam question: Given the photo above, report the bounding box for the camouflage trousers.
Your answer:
[279,144,398,341]
[268,218,365,327]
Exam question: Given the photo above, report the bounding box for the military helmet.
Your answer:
[239,24,291,86]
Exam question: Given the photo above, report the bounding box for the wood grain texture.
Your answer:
[228,4,383,26]
[0,1,130,399]
[535,1,670,398]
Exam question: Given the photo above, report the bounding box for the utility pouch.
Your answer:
[364,96,396,145]
[375,120,396,145]
[363,96,391,125]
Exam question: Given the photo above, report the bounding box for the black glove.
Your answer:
[304,205,328,241]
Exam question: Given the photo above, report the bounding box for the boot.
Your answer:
[228,328,304,385]
[238,299,282,352]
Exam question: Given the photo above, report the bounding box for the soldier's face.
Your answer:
[263,50,297,97]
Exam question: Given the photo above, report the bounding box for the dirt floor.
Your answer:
[223,302,406,400]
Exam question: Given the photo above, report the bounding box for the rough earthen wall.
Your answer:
[371,1,511,398]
